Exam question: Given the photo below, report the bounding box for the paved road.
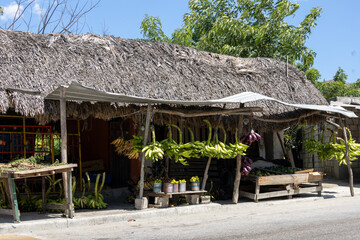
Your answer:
[20,194,360,240]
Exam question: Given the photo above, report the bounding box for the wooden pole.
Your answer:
[201,116,222,191]
[339,116,354,197]
[139,104,152,199]
[232,114,243,204]
[276,132,295,168]
[60,87,69,215]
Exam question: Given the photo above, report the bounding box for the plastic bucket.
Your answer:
[153,182,162,193]
[191,182,200,191]
[179,182,186,192]
[163,183,173,193]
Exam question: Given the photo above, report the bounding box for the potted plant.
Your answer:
[171,179,179,192]
[153,179,162,193]
[163,178,173,193]
[190,176,200,191]
[179,179,186,192]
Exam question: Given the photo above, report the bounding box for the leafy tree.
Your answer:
[315,68,360,100]
[333,67,348,84]
[305,68,321,84]
[140,14,170,42]
[354,79,360,89]
[140,0,322,70]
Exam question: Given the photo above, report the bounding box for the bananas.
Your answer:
[142,126,165,162]
[142,144,164,162]
[305,127,360,166]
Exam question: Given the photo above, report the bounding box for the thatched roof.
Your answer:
[0,30,328,130]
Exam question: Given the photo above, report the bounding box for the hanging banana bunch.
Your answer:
[142,126,164,162]
[227,128,249,158]
[111,137,140,159]
[202,120,218,158]
[305,127,360,166]
[160,124,185,165]
[179,126,203,159]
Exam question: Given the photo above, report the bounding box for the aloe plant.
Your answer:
[86,172,107,209]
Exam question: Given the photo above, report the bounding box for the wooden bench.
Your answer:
[145,190,207,208]
[240,172,323,202]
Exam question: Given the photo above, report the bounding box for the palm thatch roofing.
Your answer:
[0,30,329,130]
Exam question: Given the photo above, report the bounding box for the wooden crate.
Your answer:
[240,172,323,202]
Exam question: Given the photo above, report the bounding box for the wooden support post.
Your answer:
[42,177,46,213]
[8,174,20,222]
[60,87,69,215]
[339,116,354,197]
[201,116,222,191]
[276,132,295,168]
[254,179,260,203]
[318,181,322,196]
[68,171,74,218]
[77,120,83,191]
[232,113,243,204]
[139,104,152,199]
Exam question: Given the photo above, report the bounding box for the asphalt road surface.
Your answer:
[18,194,360,240]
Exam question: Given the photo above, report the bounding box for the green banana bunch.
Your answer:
[160,124,188,165]
[179,126,203,159]
[228,128,249,158]
[202,120,216,158]
[142,126,164,162]
[305,127,360,166]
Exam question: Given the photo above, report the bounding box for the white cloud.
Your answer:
[0,2,24,21]
[32,2,44,16]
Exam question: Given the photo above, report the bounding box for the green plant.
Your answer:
[154,179,162,183]
[190,176,200,183]
[86,172,107,209]
[170,179,178,184]
[179,179,186,183]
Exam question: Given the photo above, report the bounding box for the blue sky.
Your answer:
[1,0,359,82]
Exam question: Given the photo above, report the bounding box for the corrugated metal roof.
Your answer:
[45,81,358,118]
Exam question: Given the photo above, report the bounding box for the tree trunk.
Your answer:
[339,116,354,197]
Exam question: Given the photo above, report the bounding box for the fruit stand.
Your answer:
[240,168,323,202]
[0,160,77,222]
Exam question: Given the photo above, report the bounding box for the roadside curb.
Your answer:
[1,184,359,234]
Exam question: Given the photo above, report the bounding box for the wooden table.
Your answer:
[145,190,207,208]
[0,163,77,222]
[240,172,323,202]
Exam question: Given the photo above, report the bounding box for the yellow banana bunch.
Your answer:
[111,137,135,156]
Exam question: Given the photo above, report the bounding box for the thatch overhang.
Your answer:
[0,30,329,130]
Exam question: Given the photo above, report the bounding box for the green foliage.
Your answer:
[154,179,162,183]
[311,67,360,100]
[315,80,360,100]
[333,67,348,84]
[170,179,178,184]
[305,68,321,84]
[140,0,321,70]
[179,179,186,183]
[190,176,200,183]
[140,14,170,42]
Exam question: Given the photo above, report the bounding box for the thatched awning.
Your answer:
[0,30,330,129]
